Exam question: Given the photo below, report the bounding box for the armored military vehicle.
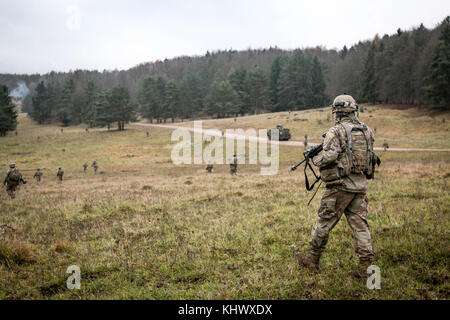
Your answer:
[267,125,291,141]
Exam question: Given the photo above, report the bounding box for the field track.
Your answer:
[133,122,450,152]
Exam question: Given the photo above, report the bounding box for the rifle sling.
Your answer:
[304,157,321,191]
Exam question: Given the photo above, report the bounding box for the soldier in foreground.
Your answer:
[206,161,213,173]
[57,167,64,182]
[230,154,238,175]
[383,140,389,151]
[83,162,88,173]
[295,94,375,279]
[92,160,98,174]
[33,168,43,184]
[3,163,27,198]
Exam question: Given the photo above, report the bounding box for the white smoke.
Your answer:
[9,81,30,99]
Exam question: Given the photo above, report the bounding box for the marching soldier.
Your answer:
[206,162,213,173]
[383,140,389,151]
[230,154,238,175]
[3,163,27,198]
[92,160,98,174]
[33,168,43,184]
[57,167,64,182]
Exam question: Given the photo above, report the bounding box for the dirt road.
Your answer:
[133,122,450,152]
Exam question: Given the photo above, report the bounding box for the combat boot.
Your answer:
[350,258,373,279]
[295,252,320,271]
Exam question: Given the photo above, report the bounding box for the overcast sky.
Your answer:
[1,0,449,74]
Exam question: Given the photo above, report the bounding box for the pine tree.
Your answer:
[205,80,238,118]
[94,88,114,128]
[164,80,180,122]
[155,77,167,122]
[228,68,250,116]
[82,81,96,126]
[248,66,269,114]
[0,85,18,136]
[422,18,450,109]
[269,56,288,111]
[31,82,52,124]
[278,50,313,110]
[361,43,379,104]
[311,56,327,107]
[138,76,157,122]
[110,85,136,130]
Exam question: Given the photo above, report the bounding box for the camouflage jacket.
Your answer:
[34,171,43,178]
[312,116,375,193]
[4,169,24,185]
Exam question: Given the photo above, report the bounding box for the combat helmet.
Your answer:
[332,94,358,113]
[9,163,15,168]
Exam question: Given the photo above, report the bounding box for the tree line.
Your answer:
[31,77,137,130]
[0,16,449,134]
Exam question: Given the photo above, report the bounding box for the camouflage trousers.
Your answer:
[6,184,18,199]
[230,165,237,175]
[309,187,374,260]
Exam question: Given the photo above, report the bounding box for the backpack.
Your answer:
[7,169,21,183]
[340,122,375,178]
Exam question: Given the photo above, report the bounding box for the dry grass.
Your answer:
[0,108,449,299]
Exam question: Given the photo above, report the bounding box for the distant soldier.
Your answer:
[383,140,389,151]
[304,134,308,148]
[3,163,27,198]
[57,167,64,182]
[92,160,98,174]
[373,126,377,134]
[62,148,65,153]
[15,130,18,136]
[33,168,43,184]
[206,162,213,173]
[146,130,149,137]
[61,128,63,133]
[230,154,238,175]
[37,136,40,141]
[85,128,89,132]
[83,162,88,173]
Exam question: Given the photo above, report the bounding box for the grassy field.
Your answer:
[0,106,449,299]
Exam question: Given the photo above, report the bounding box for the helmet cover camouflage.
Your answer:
[9,163,15,168]
[332,95,357,113]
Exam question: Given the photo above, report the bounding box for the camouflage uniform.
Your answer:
[83,162,88,173]
[3,164,26,199]
[57,168,64,181]
[230,155,238,175]
[296,95,375,277]
[92,161,98,174]
[206,163,213,173]
[33,169,43,184]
